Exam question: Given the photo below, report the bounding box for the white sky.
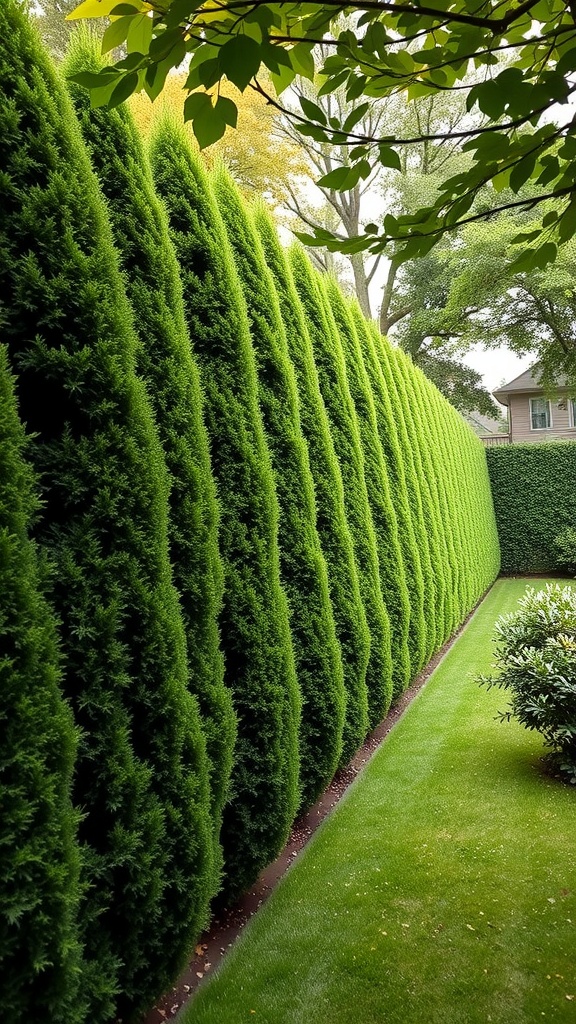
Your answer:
[461,345,534,395]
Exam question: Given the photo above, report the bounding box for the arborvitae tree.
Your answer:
[326,279,411,698]
[0,9,214,1021]
[255,208,370,764]
[291,249,392,727]
[374,333,440,656]
[214,170,344,810]
[150,119,300,902]
[0,346,82,1024]
[394,347,455,642]
[352,311,427,676]
[64,32,235,889]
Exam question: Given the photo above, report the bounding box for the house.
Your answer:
[482,365,576,445]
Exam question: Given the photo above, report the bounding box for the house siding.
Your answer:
[510,392,576,444]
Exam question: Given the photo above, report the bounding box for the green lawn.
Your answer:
[181,579,576,1024]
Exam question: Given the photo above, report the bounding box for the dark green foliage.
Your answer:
[355,314,428,676]
[554,527,576,574]
[326,280,411,699]
[480,584,576,783]
[0,346,82,1024]
[150,120,300,902]
[255,212,369,765]
[291,248,391,731]
[65,32,235,889]
[215,177,344,810]
[0,9,214,1020]
[487,442,576,574]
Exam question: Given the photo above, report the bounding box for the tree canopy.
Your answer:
[68,0,576,275]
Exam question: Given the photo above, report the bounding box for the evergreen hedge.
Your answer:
[291,248,391,731]
[0,346,82,1024]
[0,10,214,1020]
[65,33,235,888]
[486,442,576,574]
[354,314,427,675]
[326,279,411,699]
[214,173,345,810]
[254,210,370,765]
[150,120,300,902]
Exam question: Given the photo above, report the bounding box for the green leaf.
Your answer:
[215,95,237,128]
[343,101,370,134]
[219,36,261,91]
[291,42,315,80]
[509,154,536,193]
[67,69,118,89]
[378,145,401,171]
[270,63,296,95]
[101,15,132,53]
[107,69,139,107]
[316,165,353,190]
[126,11,152,54]
[299,96,327,125]
[558,200,576,243]
[183,91,212,121]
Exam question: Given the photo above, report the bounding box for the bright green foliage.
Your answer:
[480,584,576,783]
[292,252,392,728]
[487,442,576,574]
[326,279,411,698]
[215,175,344,811]
[0,9,214,1020]
[353,313,427,675]
[64,31,235,890]
[255,211,369,765]
[382,342,446,649]
[150,120,300,902]
[0,347,82,1024]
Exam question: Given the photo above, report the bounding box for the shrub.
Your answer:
[480,584,576,783]
[214,173,345,811]
[0,346,82,1024]
[255,210,370,765]
[553,527,576,575]
[0,10,214,1019]
[150,119,300,903]
[65,32,235,891]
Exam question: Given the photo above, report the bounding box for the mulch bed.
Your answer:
[141,601,485,1024]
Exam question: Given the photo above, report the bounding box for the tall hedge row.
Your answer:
[2,11,502,1019]
[149,120,300,903]
[64,33,235,894]
[214,173,345,811]
[0,9,215,1023]
[487,442,576,573]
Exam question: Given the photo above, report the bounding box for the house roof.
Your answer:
[493,364,568,404]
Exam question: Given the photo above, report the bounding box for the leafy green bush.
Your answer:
[553,527,576,575]
[480,584,576,783]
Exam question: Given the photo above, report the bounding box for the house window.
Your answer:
[530,397,551,430]
[571,399,576,427]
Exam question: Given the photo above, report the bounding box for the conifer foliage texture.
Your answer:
[150,120,300,903]
[214,176,345,811]
[64,32,235,884]
[0,11,214,1021]
[0,347,82,1024]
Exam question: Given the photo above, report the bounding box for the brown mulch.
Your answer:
[141,601,485,1024]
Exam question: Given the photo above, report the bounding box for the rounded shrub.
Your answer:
[150,119,300,903]
[480,584,576,783]
[0,10,214,1020]
[214,173,345,811]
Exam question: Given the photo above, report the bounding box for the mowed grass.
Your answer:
[182,579,576,1024]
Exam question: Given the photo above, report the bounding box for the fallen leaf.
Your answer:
[195,944,207,956]
[566,995,574,1001]
[196,972,204,979]
[466,924,475,931]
